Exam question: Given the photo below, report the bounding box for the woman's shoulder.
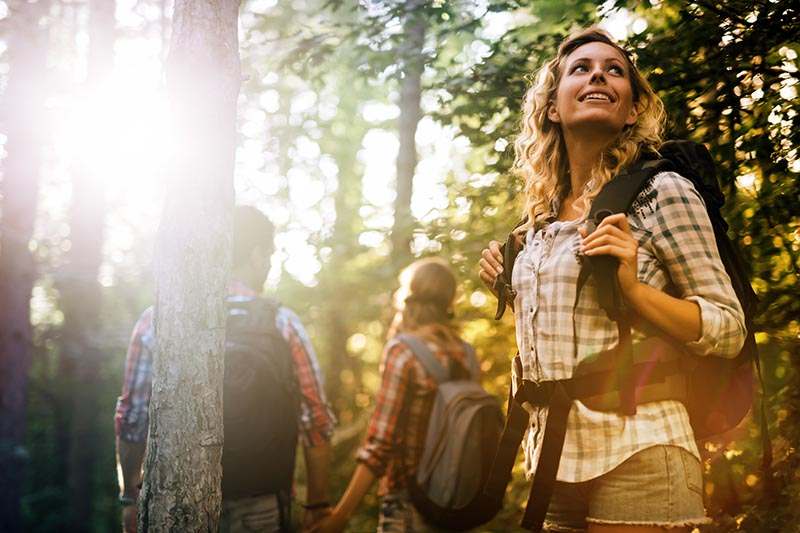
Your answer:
[383,336,417,361]
[650,170,704,201]
[632,171,705,217]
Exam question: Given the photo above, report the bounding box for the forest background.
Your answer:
[0,0,798,531]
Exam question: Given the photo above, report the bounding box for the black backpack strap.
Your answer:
[582,159,669,320]
[482,356,528,507]
[519,381,572,531]
[494,218,528,320]
[577,159,671,416]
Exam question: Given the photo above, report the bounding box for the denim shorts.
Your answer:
[544,445,710,532]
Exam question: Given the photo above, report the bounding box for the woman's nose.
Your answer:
[590,67,607,84]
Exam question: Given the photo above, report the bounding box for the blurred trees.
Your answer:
[58,0,114,528]
[3,0,798,531]
[0,1,51,531]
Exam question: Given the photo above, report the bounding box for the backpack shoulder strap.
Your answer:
[461,341,480,381]
[395,334,449,384]
[494,217,528,320]
[582,157,671,320]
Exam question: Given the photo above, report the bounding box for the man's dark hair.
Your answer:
[233,205,275,267]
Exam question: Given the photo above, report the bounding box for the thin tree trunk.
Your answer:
[138,1,240,531]
[0,1,50,531]
[390,1,425,269]
[59,0,115,528]
[320,86,366,411]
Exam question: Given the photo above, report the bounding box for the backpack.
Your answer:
[393,334,505,531]
[484,140,769,531]
[221,297,300,501]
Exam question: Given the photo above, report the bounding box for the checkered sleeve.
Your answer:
[356,342,415,477]
[276,307,336,447]
[647,172,746,357]
[114,307,154,443]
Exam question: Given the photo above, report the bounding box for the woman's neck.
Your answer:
[562,128,612,195]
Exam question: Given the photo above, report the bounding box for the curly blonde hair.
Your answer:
[513,28,666,228]
[387,257,462,353]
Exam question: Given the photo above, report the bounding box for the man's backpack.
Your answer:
[221,297,300,501]
[485,140,769,531]
[392,334,505,531]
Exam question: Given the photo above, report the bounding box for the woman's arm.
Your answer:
[310,464,376,533]
[580,213,702,343]
[309,343,415,532]
[580,173,746,356]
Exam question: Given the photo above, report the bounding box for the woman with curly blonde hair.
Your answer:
[479,28,745,532]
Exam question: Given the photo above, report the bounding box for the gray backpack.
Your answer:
[395,334,504,530]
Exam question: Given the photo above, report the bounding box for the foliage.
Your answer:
[9,0,800,531]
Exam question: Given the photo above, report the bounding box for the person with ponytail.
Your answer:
[311,257,475,533]
[478,28,745,532]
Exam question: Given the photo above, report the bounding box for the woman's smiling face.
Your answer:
[547,41,639,137]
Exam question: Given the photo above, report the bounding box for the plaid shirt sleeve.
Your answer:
[114,307,155,443]
[276,306,336,447]
[356,342,415,477]
[646,172,747,358]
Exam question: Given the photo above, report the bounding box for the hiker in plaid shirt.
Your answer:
[312,258,477,533]
[114,206,335,533]
[479,29,745,532]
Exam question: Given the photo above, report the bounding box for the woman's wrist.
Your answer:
[622,280,647,310]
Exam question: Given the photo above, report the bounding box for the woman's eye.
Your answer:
[609,65,624,75]
[571,63,588,73]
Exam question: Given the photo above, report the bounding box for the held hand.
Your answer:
[306,511,347,533]
[579,213,640,298]
[301,506,332,532]
[478,240,504,295]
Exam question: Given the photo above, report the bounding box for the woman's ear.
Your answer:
[547,101,561,123]
[625,104,639,127]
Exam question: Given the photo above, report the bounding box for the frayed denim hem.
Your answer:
[543,522,586,533]
[586,516,712,528]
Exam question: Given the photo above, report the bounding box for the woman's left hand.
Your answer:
[305,511,347,533]
[579,213,641,298]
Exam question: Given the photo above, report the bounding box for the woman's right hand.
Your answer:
[479,240,505,296]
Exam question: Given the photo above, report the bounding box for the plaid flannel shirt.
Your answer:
[512,171,746,483]
[356,337,473,495]
[114,281,335,448]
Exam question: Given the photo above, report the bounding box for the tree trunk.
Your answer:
[320,85,366,411]
[0,2,50,531]
[138,1,241,531]
[59,1,114,528]
[390,1,426,269]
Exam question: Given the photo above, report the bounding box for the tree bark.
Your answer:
[59,1,114,528]
[138,1,241,531]
[0,1,50,531]
[390,1,426,270]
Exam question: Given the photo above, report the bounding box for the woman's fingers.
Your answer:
[582,243,629,258]
[489,240,504,263]
[582,223,629,246]
[479,240,505,294]
[482,242,504,272]
[581,234,635,257]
